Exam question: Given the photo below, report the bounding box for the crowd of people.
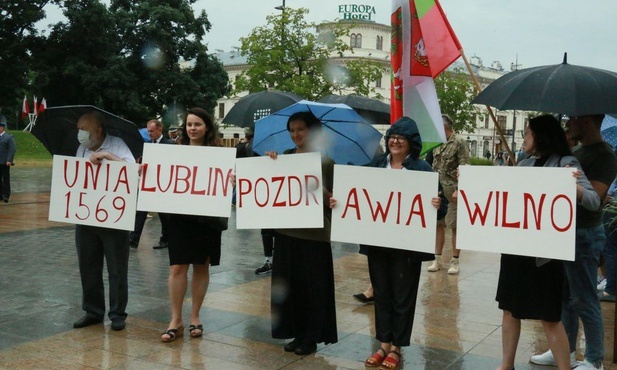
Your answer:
[68,108,616,370]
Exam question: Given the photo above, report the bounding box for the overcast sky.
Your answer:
[41,0,617,71]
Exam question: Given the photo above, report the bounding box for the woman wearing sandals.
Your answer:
[331,117,446,369]
[160,107,225,342]
[494,115,600,370]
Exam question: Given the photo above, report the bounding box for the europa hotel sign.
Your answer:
[338,4,376,21]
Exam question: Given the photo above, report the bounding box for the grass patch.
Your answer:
[8,130,52,166]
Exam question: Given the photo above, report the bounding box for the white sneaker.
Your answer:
[597,278,607,291]
[447,258,460,275]
[530,350,577,367]
[574,360,603,370]
[427,255,442,272]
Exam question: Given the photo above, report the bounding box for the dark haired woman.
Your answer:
[160,107,224,342]
[266,111,338,355]
[495,115,600,370]
[331,117,446,370]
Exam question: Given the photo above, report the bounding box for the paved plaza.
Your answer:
[0,166,615,369]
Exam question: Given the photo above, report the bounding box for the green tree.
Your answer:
[32,0,228,125]
[435,67,478,133]
[236,8,386,100]
[0,0,50,125]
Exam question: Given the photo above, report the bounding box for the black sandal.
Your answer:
[189,324,203,338]
[160,325,184,343]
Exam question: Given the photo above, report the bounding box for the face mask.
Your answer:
[77,129,95,149]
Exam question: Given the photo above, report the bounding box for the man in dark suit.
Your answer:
[130,119,172,249]
[0,120,16,203]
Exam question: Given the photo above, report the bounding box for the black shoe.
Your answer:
[353,293,374,304]
[73,315,103,328]
[129,241,139,249]
[153,240,168,249]
[2,199,8,203]
[294,339,317,355]
[284,338,302,352]
[255,262,272,275]
[111,318,126,331]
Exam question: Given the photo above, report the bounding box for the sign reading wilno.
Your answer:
[338,4,376,21]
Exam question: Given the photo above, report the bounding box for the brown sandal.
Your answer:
[379,350,401,370]
[365,348,387,368]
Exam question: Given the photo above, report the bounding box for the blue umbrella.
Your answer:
[139,127,150,142]
[601,114,617,149]
[252,100,383,165]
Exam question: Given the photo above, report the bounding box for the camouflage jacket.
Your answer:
[432,133,470,185]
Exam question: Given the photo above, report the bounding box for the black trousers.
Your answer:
[261,229,275,257]
[130,211,169,244]
[368,247,422,347]
[75,225,130,320]
[0,164,10,200]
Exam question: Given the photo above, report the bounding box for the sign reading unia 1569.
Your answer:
[338,4,376,21]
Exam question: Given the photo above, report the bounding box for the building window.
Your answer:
[375,78,382,88]
[376,35,383,50]
[218,103,225,119]
[350,33,362,48]
[497,115,507,129]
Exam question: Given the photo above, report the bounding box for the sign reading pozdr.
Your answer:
[235,152,324,229]
[331,165,439,253]
[137,144,236,217]
[457,166,577,261]
[49,155,139,230]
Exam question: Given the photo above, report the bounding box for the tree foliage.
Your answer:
[435,67,478,133]
[14,0,228,127]
[0,0,50,123]
[236,8,386,100]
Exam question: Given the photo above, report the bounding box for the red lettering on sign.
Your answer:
[460,190,492,226]
[341,188,361,220]
[363,189,393,222]
[405,194,426,227]
[272,177,286,207]
[63,159,79,188]
[551,194,573,232]
[523,193,546,230]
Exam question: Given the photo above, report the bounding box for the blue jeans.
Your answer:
[562,225,605,365]
[602,210,617,294]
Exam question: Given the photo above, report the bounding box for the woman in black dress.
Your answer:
[160,107,223,342]
[495,115,600,370]
[266,111,337,355]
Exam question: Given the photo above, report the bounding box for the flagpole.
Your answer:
[459,51,515,165]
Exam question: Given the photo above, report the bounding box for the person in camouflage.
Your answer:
[428,114,470,275]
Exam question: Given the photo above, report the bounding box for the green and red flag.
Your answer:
[391,0,462,154]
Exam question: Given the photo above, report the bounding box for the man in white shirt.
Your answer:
[72,110,135,331]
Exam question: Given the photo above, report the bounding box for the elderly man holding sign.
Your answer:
[331,117,446,370]
[72,110,136,332]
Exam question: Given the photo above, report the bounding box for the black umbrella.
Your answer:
[318,94,390,125]
[32,105,143,159]
[472,53,617,116]
[222,90,303,128]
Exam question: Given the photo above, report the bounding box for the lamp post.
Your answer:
[275,0,286,46]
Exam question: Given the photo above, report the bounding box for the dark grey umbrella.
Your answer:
[318,94,390,125]
[32,105,143,159]
[222,90,303,128]
[472,53,617,116]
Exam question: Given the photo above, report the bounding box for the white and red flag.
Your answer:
[33,96,38,116]
[39,98,47,114]
[21,95,30,119]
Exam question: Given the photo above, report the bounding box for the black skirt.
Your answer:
[167,214,221,266]
[496,254,564,322]
[271,233,338,344]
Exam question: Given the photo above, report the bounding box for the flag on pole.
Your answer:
[33,96,38,116]
[21,95,30,119]
[391,0,462,154]
[39,98,47,114]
